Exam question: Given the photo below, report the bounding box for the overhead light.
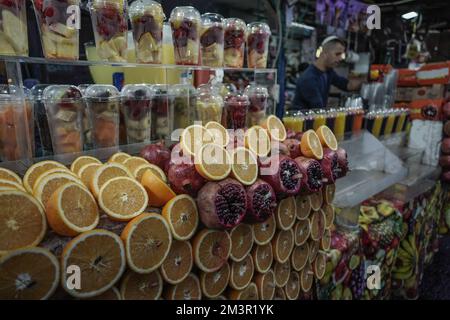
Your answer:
[401,11,418,20]
[289,22,315,31]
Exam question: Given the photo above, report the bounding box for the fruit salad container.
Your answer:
[84,84,120,148]
[89,0,128,62]
[0,0,28,56]
[32,0,80,60]
[195,83,223,124]
[200,13,224,67]
[32,84,53,156]
[121,84,153,143]
[43,85,83,154]
[129,0,165,64]
[223,92,250,129]
[245,84,269,126]
[169,6,201,65]
[246,22,271,69]
[169,83,197,130]
[223,18,246,68]
[151,84,173,140]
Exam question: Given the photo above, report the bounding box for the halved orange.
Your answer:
[61,229,126,298]
[285,271,300,300]
[321,228,331,251]
[108,152,131,164]
[255,269,276,300]
[0,179,26,192]
[273,260,291,287]
[229,223,254,262]
[0,190,46,254]
[121,213,172,273]
[0,167,22,185]
[300,130,323,160]
[78,163,102,188]
[229,255,254,290]
[120,270,163,300]
[123,156,150,173]
[70,156,101,175]
[228,282,258,300]
[274,286,286,300]
[252,243,273,274]
[164,273,201,300]
[162,194,198,241]
[89,162,133,198]
[261,115,287,142]
[160,240,193,285]
[276,197,296,231]
[313,251,326,280]
[323,184,336,205]
[295,195,311,220]
[141,169,176,208]
[133,163,167,183]
[99,177,148,221]
[272,229,294,264]
[46,182,99,237]
[192,229,231,273]
[194,143,231,181]
[0,247,59,300]
[43,167,79,179]
[230,147,258,186]
[181,124,214,156]
[244,125,271,157]
[291,243,310,272]
[300,263,314,292]
[85,287,121,300]
[316,125,338,151]
[308,240,319,263]
[294,220,310,246]
[253,214,276,245]
[309,191,323,211]
[309,210,326,241]
[322,205,335,229]
[200,262,230,299]
[23,160,69,193]
[205,121,230,147]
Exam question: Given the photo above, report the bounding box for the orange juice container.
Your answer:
[333,108,346,140]
[313,109,327,130]
[395,109,406,133]
[283,110,304,133]
[352,108,365,134]
[326,108,337,129]
[371,111,384,138]
[384,109,396,136]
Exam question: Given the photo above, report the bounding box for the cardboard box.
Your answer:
[409,99,444,121]
[412,84,446,100]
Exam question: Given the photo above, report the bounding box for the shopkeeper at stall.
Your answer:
[292,36,363,110]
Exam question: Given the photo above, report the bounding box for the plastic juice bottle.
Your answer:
[395,109,407,133]
[352,108,364,133]
[371,112,383,138]
[283,111,304,132]
[304,110,315,130]
[334,108,346,140]
[345,107,354,135]
[378,110,388,137]
[313,109,326,130]
[384,110,396,136]
[326,108,336,129]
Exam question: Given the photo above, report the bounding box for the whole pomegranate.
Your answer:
[444,121,450,137]
[270,140,290,157]
[441,171,450,182]
[283,139,301,159]
[439,155,450,168]
[336,148,349,178]
[320,148,339,185]
[246,179,277,223]
[294,156,324,194]
[443,101,450,120]
[167,162,206,197]
[442,138,450,154]
[140,141,171,171]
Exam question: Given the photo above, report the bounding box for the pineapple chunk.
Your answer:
[49,23,76,38]
[57,41,77,59]
[2,10,28,55]
[98,41,116,59]
[0,31,16,55]
[42,34,57,57]
[113,36,127,57]
[55,109,77,122]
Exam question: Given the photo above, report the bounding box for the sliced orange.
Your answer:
[316,125,338,151]
[85,287,121,300]
[309,210,326,241]
[78,163,102,188]
[120,270,163,300]
[295,195,311,220]
[229,255,254,290]
[230,147,258,186]
[323,184,336,204]
[322,205,335,230]
[162,194,198,241]
[274,286,286,300]
[133,163,167,183]
[200,262,230,298]
[46,182,99,237]
[300,263,314,292]
[229,223,254,262]
[294,220,310,246]
[291,243,310,272]
[181,124,214,156]
[308,240,319,263]
[61,229,126,298]
[0,167,22,185]
[0,190,46,255]
[23,160,69,193]
[244,125,271,157]
[321,228,331,251]
[309,191,323,211]
[0,179,26,192]
[123,156,150,173]
[252,214,276,246]
[194,143,231,181]
[164,273,201,300]
[108,152,131,164]
[205,121,230,147]
[273,260,291,287]
[272,229,294,264]
[99,177,148,221]
[228,282,258,300]
[192,229,231,273]
[70,156,101,175]
[255,269,276,300]
[276,197,296,231]
[261,115,287,142]
[252,243,273,274]
[141,169,176,208]
[313,251,326,280]
[300,130,323,160]
[42,167,79,179]
[160,240,193,285]
[285,271,300,300]
[89,162,133,198]
[0,247,59,300]
[121,213,172,273]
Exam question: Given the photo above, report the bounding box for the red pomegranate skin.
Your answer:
[442,138,450,154]
[245,179,277,223]
[283,139,301,159]
[294,156,323,194]
[441,170,450,182]
[167,162,206,197]
[320,148,339,185]
[271,140,290,157]
[443,102,450,120]
[439,155,450,168]
[336,147,349,178]
[140,141,171,170]
[444,121,450,137]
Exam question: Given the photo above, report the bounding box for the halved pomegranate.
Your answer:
[246,179,277,223]
[282,139,301,159]
[167,162,206,197]
[294,156,324,194]
[320,148,339,185]
[336,148,349,178]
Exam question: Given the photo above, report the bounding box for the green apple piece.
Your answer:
[349,255,361,270]
[2,10,27,54]
[57,42,76,59]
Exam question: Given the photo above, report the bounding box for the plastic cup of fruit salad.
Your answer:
[121,84,153,144]
[246,22,271,69]
[196,83,223,124]
[89,0,128,62]
[150,84,173,140]
[32,84,54,156]
[43,85,84,155]
[200,13,224,67]
[32,0,80,60]
[244,84,269,126]
[224,92,250,129]
[0,0,29,56]
[223,18,246,68]
[129,0,165,64]
[169,6,201,65]
[170,83,197,130]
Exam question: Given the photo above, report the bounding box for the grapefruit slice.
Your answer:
[23,160,68,193]
[322,205,335,229]
[295,195,311,220]
[276,197,296,230]
[316,125,338,151]
[164,273,201,300]
[300,130,323,160]
[160,240,193,285]
[181,125,213,156]
[229,223,254,262]
[229,255,254,290]
[108,152,131,164]
[194,143,232,181]
[70,156,101,175]
[244,125,271,157]
[133,163,167,183]
[285,271,300,300]
[141,169,176,207]
[192,229,231,273]
[200,262,230,298]
[252,214,276,246]
[291,243,310,272]
[309,210,326,241]
[309,191,323,211]
[205,121,230,147]
[230,147,258,186]
[255,269,276,300]
[0,167,22,185]
[323,184,336,204]
[294,220,310,246]
[0,179,26,192]
[273,260,291,287]
[308,240,320,263]
[252,243,273,274]
[262,115,287,142]
[274,286,286,300]
[162,194,198,241]
[300,263,314,292]
[228,282,258,300]
[33,172,82,208]
[321,228,331,251]
[89,162,133,198]
[85,287,121,300]
[313,251,326,280]
[123,156,150,173]
[120,270,163,300]
[272,229,294,264]
[78,163,102,188]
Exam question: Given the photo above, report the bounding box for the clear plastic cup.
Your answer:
[78,84,94,150]
[246,22,271,68]
[151,84,173,140]
[223,18,246,68]
[169,6,200,65]
[32,84,53,156]
[32,0,80,60]
[89,0,128,62]
[196,83,223,124]
[84,85,120,148]
[0,0,28,56]
[129,0,165,64]
[170,83,197,130]
[200,13,224,67]
[245,84,268,126]
[43,85,83,154]
[223,92,250,129]
[121,84,153,143]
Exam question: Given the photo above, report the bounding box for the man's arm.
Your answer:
[293,77,324,109]
[347,78,364,91]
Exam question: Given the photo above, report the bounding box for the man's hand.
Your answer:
[347,76,366,92]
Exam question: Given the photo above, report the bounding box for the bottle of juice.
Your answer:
[364,111,375,133]
[378,110,388,138]
[334,108,346,140]
[352,108,364,134]
[313,109,326,130]
[384,109,396,136]
[304,110,315,131]
[395,108,406,133]
[283,110,304,133]
[326,108,336,129]
[371,111,384,138]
